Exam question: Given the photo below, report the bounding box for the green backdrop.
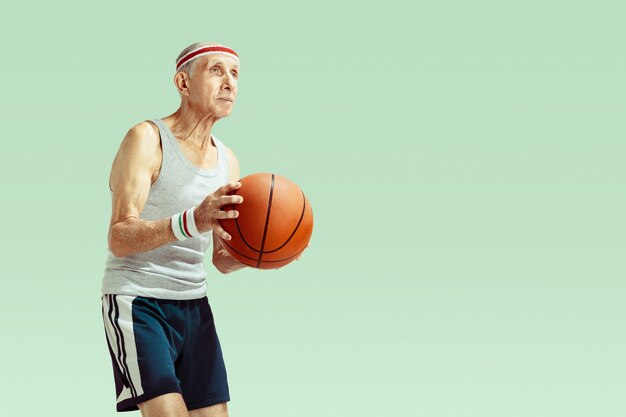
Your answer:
[1,1,625,416]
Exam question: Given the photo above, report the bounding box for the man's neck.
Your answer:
[167,107,218,149]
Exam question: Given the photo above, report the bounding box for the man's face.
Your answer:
[187,54,239,118]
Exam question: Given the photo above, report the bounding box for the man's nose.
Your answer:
[222,73,235,88]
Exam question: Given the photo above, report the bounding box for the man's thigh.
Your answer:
[189,402,229,417]
[138,393,189,417]
[136,392,228,417]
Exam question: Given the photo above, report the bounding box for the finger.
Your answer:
[216,181,241,197]
[218,194,243,207]
[214,209,239,220]
[214,226,232,241]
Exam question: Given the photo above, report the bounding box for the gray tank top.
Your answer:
[101,118,230,300]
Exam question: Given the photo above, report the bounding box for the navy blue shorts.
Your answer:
[101,294,230,412]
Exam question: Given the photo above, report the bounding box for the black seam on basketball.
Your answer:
[260,247,306,263]
[265,190,307,253]
[220,238,261,261]
[231,191,262,252]
[221,237,303,266]
[257,174,275,268]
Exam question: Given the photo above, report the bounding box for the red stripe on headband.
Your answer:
[176,46,239,71]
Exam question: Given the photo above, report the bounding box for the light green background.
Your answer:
[1,1,624,416]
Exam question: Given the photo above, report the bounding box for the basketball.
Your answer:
[218,173,314,269]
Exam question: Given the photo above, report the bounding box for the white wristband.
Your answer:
[171,206,201,241]
[186,206,201,236]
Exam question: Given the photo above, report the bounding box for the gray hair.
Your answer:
[175,41,224,79]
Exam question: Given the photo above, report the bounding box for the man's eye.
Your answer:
[211,67,220,73]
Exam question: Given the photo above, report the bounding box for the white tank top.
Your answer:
[101,118,230,300]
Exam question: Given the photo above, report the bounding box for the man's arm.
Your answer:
[212,146,247,274]
[212,232,247,273]
[108,123,241,258]
[108,122,176,257]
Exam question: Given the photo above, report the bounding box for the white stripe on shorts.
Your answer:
[102,294,144,403]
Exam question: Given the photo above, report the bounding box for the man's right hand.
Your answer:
[194,181,244,240]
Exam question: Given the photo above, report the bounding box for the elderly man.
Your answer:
[101,42,245,417]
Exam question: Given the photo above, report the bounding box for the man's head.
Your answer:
[174,42,240,119]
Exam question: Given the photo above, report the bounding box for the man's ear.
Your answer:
[174,72,191,97]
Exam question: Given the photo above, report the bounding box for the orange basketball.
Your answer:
[218,173,313,269]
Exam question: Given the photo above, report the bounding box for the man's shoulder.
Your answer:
[119,121,161,153]
[113,121,162,171]
[127,120,160,142]
[222,143,238,163]
[212,135,237,161]
[219,142,239,180]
